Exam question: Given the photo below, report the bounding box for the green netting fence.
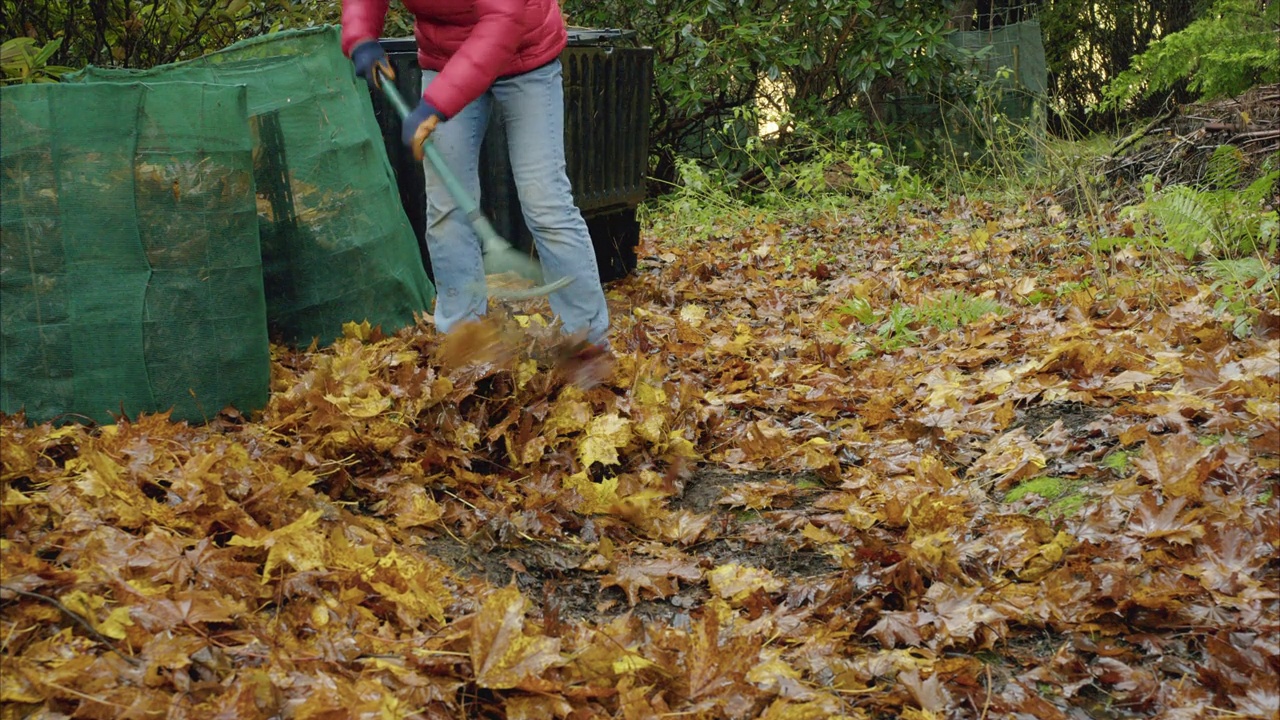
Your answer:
[1,82,270,425]
[68,26,435,346]
[872,19,1049,156]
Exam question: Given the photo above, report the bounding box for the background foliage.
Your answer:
[0,0,409,71]
[1100,0,1280,112]
[1038,0,1210,130]
[2,0,1275,187]
[560,0,957,186]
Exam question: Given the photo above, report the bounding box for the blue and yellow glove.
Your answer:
[403,99,446,161]
[351,39,394,90]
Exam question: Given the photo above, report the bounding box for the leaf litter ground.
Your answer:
[2,194,1278,719]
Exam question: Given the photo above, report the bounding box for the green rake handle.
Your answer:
[378,75,572,300]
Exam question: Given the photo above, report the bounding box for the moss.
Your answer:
[1102,449,1135,475]
[1003,476,1094,518]
[1045,492,1088,518]
[1004,476,1065,503]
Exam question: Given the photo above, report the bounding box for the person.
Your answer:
[342,0,611,348]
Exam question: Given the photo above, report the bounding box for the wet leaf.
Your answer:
[470,585,563,689]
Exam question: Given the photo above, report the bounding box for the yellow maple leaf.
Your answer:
[633,378,667,407]
[97,606,134,640]
[1,485,32,509]
[341,319,373,341]
[228,509,327,582]
[59,592,132,639]
[563,471,621,514]
[269,465,318,498]
[547,394,592,434]
[665,430,701,460]
[514,313,548,328]
[797,437,840,477]
[0,665,43,703]
[715,323,753,356]
[968,227,990,252]
[635,413,664,444]
[1018,530,1075,581]
[802,523,841,545]
[707,563,783,604]
[516,358,539,390]
[323,388,391,418]
[361,550,450,625]
[578,413,633,467]
[390,490,444,529]
[612,653,658,674]
[747,650,813,700]
[471,585,563,689]
[679,303,708,327]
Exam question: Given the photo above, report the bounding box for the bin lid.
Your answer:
[380,27,635,53]
[378,37,417,54]
[566,27,637,45]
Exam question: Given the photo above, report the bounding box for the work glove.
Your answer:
[351,39,394,90]
[403,99,446,161]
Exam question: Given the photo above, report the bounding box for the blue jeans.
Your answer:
[421,60,610,345]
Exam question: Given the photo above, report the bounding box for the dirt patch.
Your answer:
[1013,400,1108,438]
[416,467,841,624]
[669,466,743,513]
[671,467,829,512]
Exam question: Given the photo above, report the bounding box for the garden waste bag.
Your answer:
[69,26,435,346]
[0,82,270,425]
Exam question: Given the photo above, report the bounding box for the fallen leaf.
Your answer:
[470,585,563,690]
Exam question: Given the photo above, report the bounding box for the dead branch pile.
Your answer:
[1103,83,1280,195]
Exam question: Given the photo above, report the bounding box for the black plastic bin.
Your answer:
[370,28,653,283]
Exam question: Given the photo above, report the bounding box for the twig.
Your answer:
[1231,129,1280,143]
[980,662,993,720]
[40,680,162,715]
[0,585,141,666]
[1112,106,1178,157]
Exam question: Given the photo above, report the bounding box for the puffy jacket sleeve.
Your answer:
[341,0,390,56]
[422,0,528,118]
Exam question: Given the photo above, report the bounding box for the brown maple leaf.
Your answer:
[684,609,758,704]
[470,585,563,690]
[866,610,933,648]
[1127,493,1205,545]
[600,555,703,606]
[1131,431,1222,499]
[926,584,1006,650]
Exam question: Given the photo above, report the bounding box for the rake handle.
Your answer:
[379,77,516,260]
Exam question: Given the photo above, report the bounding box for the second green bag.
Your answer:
[70,27,435,346]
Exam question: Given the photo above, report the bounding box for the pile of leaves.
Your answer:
[2,192,1278,718]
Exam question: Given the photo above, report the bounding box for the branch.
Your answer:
[1112,104,1178,157]
[162,1,219,64]
[0,585,141,666]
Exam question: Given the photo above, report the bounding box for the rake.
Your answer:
[378,75,572,300]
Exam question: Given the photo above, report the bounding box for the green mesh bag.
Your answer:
[0,82,270,425]
[68,26,434,346]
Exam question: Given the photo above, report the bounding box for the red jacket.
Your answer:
[341,0,568,119]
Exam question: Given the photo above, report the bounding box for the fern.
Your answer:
[1240,171,1280,207]
[917,291,1006,332]
[834,296,878,325]
[1145,187,1218,259]
[1204,145,1244,190]
[1140,171,1279,259]
[1207,257,1280,338]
